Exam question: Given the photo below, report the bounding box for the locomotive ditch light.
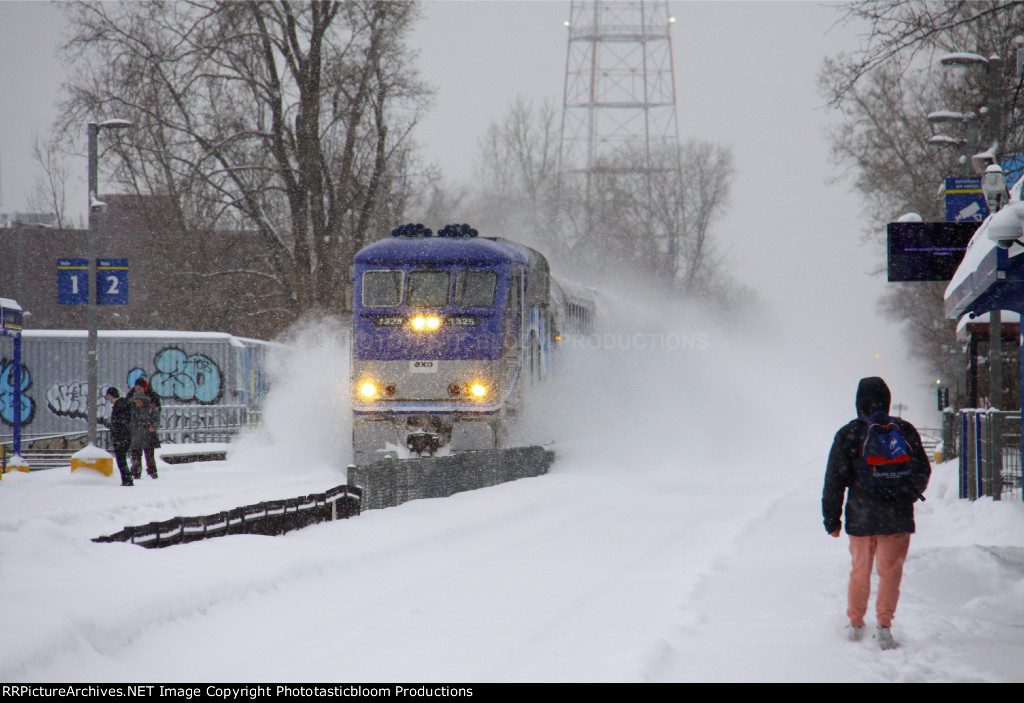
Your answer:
[359,382,378,398]
[470,383,487,398]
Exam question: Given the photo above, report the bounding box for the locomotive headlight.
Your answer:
[411,315,441,331]
[359,382,378,398]
[470,383,487,398]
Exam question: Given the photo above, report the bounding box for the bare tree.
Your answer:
[471,97,738,300]
[821,61,961,235]
[826,1,1024,184]
[822,1,1024,396]
[25,131,71,228]
[471,96,564,257]
[561,140,735,295]
[825,1,1024,106]
[879,280,967,403]
[55,1,431,334]
[676,140,734,295]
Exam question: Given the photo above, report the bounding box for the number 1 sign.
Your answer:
[57,258,89,305]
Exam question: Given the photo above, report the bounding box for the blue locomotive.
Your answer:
[351,224,594,464]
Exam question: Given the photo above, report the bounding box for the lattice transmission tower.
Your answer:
[559,0,684,277]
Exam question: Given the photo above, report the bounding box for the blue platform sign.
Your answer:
[97,258,129,305]
[945,177,989,222]
[57,258,89,305]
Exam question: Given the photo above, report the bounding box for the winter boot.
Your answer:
[876,626,898,650]
[846,625,864,642]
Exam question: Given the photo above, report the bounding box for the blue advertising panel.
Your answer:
[57,258,89,305]
[1001,154,1024,189]
[96,258,129,305]
[945,177,989,222]
[887,221,980,282]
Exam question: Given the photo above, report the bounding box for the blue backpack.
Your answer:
[857,411,924,501]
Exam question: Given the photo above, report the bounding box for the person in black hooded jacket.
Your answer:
[106,387,133,486]
[822,377,931,650]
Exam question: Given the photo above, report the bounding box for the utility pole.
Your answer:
[987,56,1004,410]
[86,119,132,445]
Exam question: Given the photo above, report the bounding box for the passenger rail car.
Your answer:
[351,224,594,463]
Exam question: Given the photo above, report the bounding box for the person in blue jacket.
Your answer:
[823,377,931,650]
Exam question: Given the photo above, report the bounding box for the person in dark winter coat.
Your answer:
[129,390,161,479]
[823,377,931,650]
[106,387,133,486]
[132,376,162,411]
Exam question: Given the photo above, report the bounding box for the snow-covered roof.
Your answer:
[945,172,1024,319]
[21,329,277,347]
[956,310,1021,338]
[944,216,999,294]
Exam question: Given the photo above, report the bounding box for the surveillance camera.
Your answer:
[981,166,1009,214]
[971,142,999,175]
[972,153,998,175]
[90,200,108,215]
[985,201,1024,248]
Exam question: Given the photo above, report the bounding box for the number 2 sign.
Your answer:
[97,259,129,305]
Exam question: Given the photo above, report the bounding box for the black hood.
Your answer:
[856,376,891,418]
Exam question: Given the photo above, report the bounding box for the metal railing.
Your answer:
[958,410,1022,502]
[916,427,943,460]
[157,404,261,445]
[1,432,84,472]
[1,404,261,471]
[349,446,554,511]
[93,484,361,548]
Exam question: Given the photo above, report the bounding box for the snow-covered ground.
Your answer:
[1,301,1023,683]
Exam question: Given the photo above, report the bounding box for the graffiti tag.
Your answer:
[35,346,226,426]
[45,380,112,426]
[0,358,35,426]
[150,348,222,404]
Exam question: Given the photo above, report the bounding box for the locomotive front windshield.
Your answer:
[360,268,500,308]
[362,270,403,307]
[407,271,451,306]
[453,270,497,307]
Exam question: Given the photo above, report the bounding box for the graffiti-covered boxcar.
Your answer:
[0,330,275,441]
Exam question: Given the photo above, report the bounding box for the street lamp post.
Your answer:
[939,52,1005,409]
[86,119,132,446]
[927,110,978,176]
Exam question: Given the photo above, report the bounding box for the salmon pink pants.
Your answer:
[847,533,911,628]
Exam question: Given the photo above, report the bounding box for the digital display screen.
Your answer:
[887,221,981,282]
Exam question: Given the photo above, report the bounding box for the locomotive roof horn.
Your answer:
[437,223,479,238]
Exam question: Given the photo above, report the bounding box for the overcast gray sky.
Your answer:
[0,1,940,424]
